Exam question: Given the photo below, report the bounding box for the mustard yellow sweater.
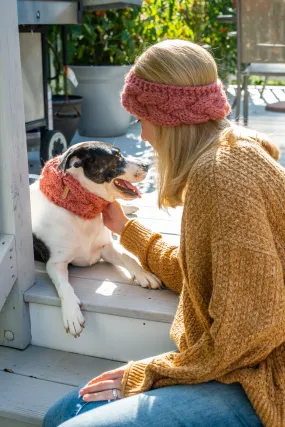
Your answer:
[120,140,285,427]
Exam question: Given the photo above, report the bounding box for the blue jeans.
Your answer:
[43,381,263,427]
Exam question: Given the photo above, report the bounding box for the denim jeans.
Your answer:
[43,380,263,427]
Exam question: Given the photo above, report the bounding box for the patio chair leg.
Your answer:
[243,74,249,126]
[260,76,268,97]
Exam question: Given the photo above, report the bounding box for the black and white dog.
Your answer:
[30,141,161,337]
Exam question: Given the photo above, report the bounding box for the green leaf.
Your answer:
[47,0,237,75]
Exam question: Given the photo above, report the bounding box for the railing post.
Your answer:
[0,0,35,349]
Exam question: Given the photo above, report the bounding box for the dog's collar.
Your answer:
[39,157,110,220]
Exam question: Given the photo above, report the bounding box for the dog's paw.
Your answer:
[121,204,139,215]
[61,295,85,337]
[133,270,163,289]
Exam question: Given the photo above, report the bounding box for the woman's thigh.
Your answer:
[43,354,160,427]
[46,381,263,427]
[43,385,108,427]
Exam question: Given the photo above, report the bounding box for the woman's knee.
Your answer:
[43,386,83,427]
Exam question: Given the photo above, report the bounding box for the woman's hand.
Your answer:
[102,201,129,235]
[79,365,127,402]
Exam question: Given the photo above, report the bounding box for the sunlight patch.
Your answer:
[96,281,117,296]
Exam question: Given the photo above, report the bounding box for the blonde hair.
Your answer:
[132,39,279,209]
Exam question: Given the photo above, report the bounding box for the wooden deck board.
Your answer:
[25,272,179,323]
[0,370,74,425]
[0,346,123,425]
[0,345,121,387]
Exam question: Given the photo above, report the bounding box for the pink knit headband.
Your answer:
[121,71,231,126]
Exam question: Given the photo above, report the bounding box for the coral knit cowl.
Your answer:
[39,157,109,219]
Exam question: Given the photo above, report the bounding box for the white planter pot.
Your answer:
[70,65,131,137]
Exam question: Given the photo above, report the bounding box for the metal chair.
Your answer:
[235,0,285,125]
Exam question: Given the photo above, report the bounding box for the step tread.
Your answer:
[0,345,121,425]
[0,372,73,425]
[25,198,181,323]
[25,269,179,323]
[0,345,122,387]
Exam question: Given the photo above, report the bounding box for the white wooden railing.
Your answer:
[0,0,35,349]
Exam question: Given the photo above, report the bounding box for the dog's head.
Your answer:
[58,141,149,202]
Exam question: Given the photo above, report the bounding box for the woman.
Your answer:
[43,40,285,427]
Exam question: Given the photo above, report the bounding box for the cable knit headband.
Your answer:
[121,71,231,126]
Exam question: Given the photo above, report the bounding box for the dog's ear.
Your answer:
[58,150,76,172]
[58,147,93,173]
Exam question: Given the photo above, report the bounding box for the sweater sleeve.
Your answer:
[121,150,285,397]
[120,219,183,294]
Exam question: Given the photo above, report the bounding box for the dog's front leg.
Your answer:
[46,261,85,337]
[101,242,162,289]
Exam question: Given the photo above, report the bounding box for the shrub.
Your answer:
[49,1,237,82]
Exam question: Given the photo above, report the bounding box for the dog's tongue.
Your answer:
[118,179,141,198]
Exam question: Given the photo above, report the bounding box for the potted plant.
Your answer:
[59,0,236,138]
[66,9,140,137]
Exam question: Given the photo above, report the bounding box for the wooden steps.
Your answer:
[25,266,179,361]
[28,265,178,323]
[23,198,181,361]
[0,193,182,425]
[0,345,122,427]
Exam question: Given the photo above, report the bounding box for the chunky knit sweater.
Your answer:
[120,140,285,427]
